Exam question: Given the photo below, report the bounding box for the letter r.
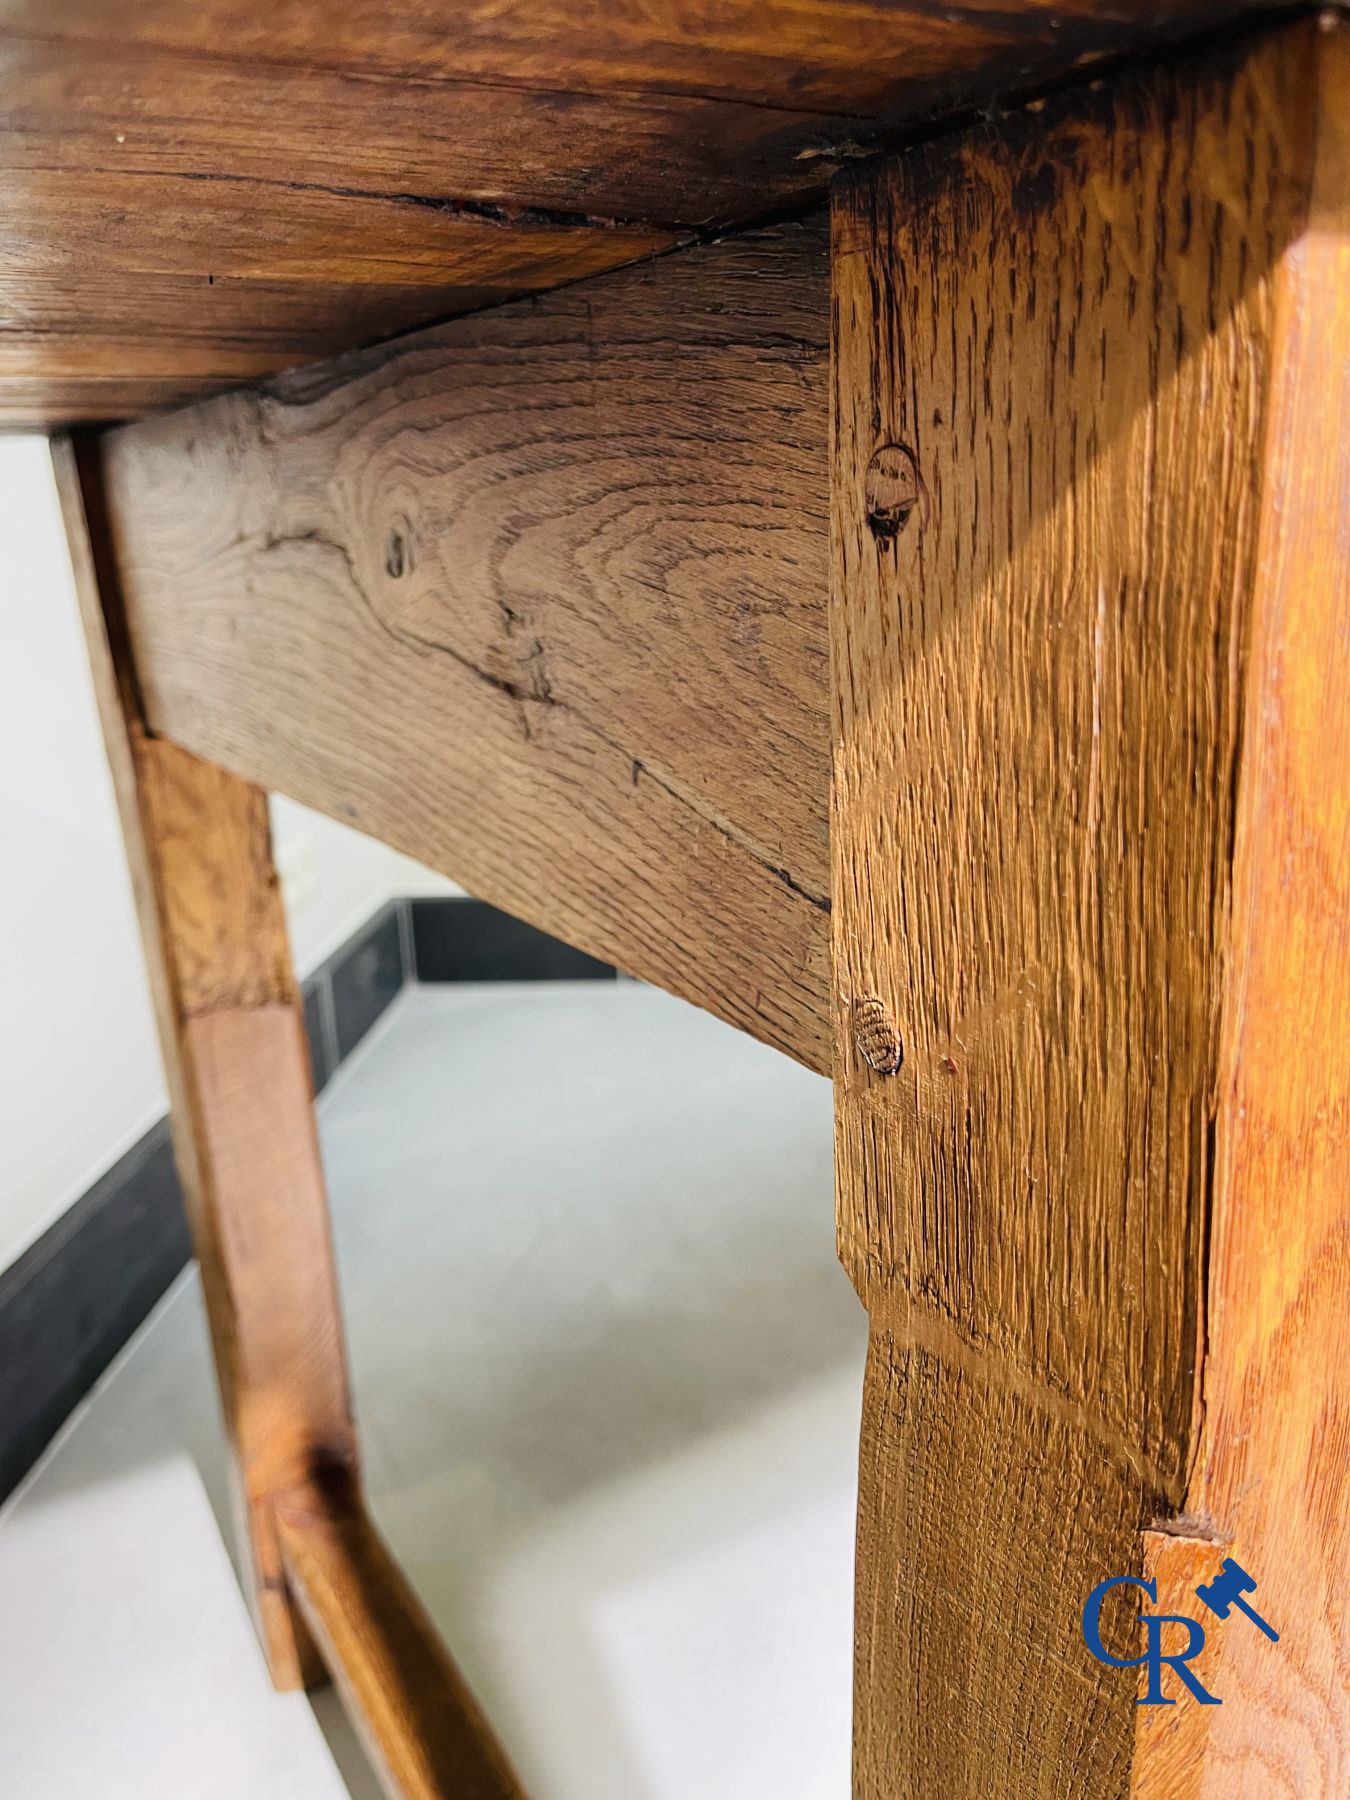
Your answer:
[1138,1614,1221,1706]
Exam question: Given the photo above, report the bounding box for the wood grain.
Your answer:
[0,37,840,222]
[2,0,1285,426]
[276,1491,524,1800]
[830,20,1327,1796]
[0,278,525,428]
[15,0,1257,112]
[1134,1532,1227,1797]
[97,223,833,1071]
[53,435,357,1690]
[1184,21,1350,1795]
[3,152,672,425]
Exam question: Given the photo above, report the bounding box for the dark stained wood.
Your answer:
[0,37,839,220]
[2,0,1284,427]
[11,0,1275,118]
[276,1490,525,1800]
[53,435,359,1691]
[3,163,672,425]
[93,222,833,1070]
[0,280,524,428]
[830,18,1338,1796]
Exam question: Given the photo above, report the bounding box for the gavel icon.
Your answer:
[1194,1557,1280,1642]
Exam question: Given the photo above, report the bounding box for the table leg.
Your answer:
[54,437,526,1799]
[829,18,1349,1797]
[54,435,357,1691]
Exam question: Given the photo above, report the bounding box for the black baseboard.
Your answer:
[0,1121,188,1507]
[410,896,615,983]
[0,895,612,1506]
[0,898,411,1508]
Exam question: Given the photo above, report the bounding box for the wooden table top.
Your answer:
[4,0,1269,429]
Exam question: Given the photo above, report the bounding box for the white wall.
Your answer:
[0,436,450,1274]
[270,795,454,973]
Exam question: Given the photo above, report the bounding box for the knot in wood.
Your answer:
[384,527,409,579]
[852,996,903,1074]
[864,443,926,541]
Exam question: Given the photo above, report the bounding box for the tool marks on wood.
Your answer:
[830,22,1327,1798]
[1187,23,1350,1795]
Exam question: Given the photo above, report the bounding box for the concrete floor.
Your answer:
[0,982,864,1798]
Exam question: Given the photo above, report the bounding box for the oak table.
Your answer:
[14,3,1347,1794]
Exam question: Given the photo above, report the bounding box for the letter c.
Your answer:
[1082,1575,1156,1668]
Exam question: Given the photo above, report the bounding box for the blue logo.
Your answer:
[1082,1556,1278,1705]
